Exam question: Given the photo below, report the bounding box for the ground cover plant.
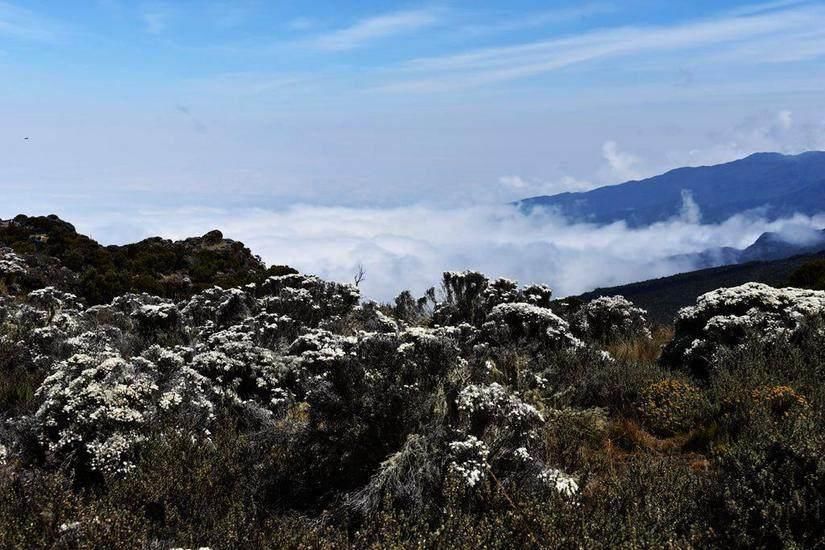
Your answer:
[2,238,825,548]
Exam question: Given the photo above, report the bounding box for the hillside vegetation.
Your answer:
[1,220,825,548]
[0,215,295,304]
[582,250,825,323]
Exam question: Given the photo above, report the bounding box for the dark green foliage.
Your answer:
[714,421,825,548]
[788,258,825,290]
[0,215,277,304]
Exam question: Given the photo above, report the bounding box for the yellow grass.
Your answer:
[606,326,674,364]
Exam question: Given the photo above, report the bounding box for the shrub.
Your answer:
[34,354,160,477]
[788,258,825,290]
[750,385,810,419]
[662,283,825,378]
[571,295,651,345]
[713,418,825,547]
[4,255,825,547]
[482,302,582,350]
[637,378,707,436]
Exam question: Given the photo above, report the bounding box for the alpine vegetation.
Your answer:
[1,228,825,548]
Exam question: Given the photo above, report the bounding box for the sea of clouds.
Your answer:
[69,201,825,302]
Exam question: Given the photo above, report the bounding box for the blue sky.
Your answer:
[2,1,825,297]
[2,0,824,210]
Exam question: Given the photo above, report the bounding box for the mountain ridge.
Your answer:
[519,151,825,226]
[668,227,825,270]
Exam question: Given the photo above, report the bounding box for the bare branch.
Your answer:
[353,263,366,287]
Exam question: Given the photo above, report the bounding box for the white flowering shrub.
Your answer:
[348,301,398,333]
[662,283,825,376]
[571,295,651,345]
[392,289,435,324]
[451,382,566,496]
[64,327,125,357]
[433,272,556,329]
[131,300,180,332]
[538,467,579,497]
[448,435,489,488]
[27,286,83,317]
[483,277,520,310]
[456,382,544,433]
[433,271,491,326]
[141,345,214,423]
[521,283,553,308]
[181,286,255,330]
[259,273,360,326]
[0,247,26,277]
[192,327,292,419]
[34,354,159,476]
[5,232,825,546]
[30,336,291,477]
[287,329,356,368]
[482,302,583,349]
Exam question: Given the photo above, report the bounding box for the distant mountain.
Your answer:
[739,229,825,262]
[520,151,825,226]
[578,251,825,324]
[670,227,825,270]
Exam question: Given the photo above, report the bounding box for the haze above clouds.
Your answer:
[2,0,825,297]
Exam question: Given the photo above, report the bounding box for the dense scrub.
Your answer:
[2,242,825,547]
[0,215,293,304]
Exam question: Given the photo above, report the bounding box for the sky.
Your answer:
[2,0,825,298]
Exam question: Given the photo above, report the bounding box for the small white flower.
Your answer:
[538,467,579,497]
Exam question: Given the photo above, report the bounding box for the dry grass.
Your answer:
[610,418,687,454]
[606,326,674,364]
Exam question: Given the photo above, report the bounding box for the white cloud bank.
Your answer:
[71,203,825,302]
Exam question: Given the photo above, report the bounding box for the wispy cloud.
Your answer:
[498,175,595,197]
[0,1,65,42]
[309,8,442,51]
[601,141,644,182]
[375,2,825,92]
[722,0,810,17]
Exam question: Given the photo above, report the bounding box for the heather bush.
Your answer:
[2,261,825,547]
[571,295,651,345]
[712,411,825,547]
[637,378,707,436]
[662,282,825,377]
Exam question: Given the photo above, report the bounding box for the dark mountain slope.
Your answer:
[520,151,825,226]
[579,251,825,324]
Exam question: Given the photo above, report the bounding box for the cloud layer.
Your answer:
[68,203,825,302]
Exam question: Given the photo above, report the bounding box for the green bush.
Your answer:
[637,378,708,436]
